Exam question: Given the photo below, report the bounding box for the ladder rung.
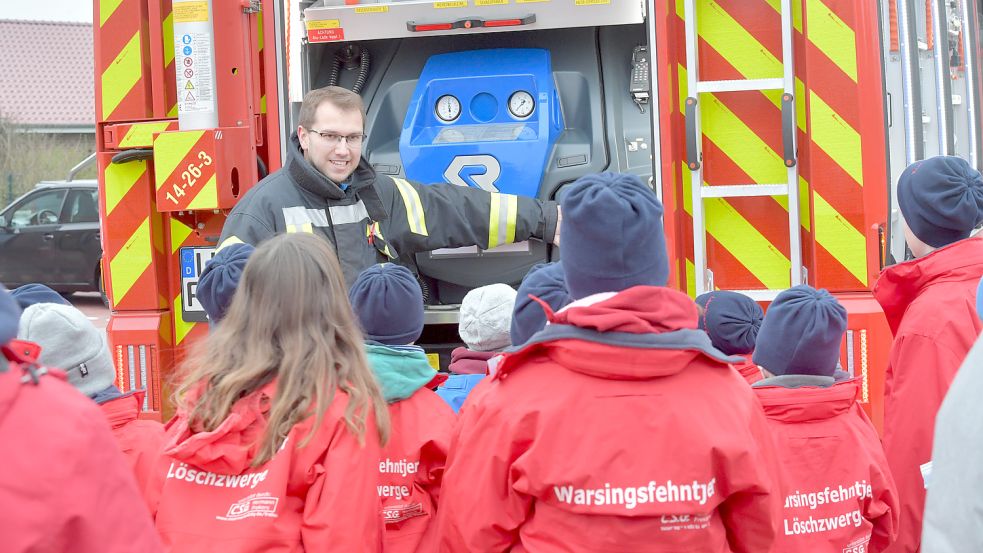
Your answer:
[696,78,785,94]
[700,184,789,198]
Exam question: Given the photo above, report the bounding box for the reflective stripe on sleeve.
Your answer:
[392,178,428,236]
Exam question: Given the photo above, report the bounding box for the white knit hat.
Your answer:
[458,283,517,352]
[18,303,116,397]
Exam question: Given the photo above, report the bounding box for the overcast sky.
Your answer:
[0,2,93,23]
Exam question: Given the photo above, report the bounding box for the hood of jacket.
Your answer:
[163,381,276,475]
[98,389,146,429]
[874,238,983,333]
[365,343,443,403]
[753,377,860,423]
[500,286,740,381]
[448,347,496,375]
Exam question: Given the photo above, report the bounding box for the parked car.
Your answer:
[0,180,103,299]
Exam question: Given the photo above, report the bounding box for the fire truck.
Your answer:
[92,0,982,423]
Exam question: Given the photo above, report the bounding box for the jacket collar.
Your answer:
[753,378,860,423]
[874,238,983,333]
[99,391,145,429]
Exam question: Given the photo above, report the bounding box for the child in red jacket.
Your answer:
[753,286,900,552]
[349,263,456,553]
[17,302,166,494]
[696,290,764,384]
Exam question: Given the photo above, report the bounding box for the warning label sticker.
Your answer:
[307,27,345,43]
[175,32,214,114]
[174,1,209,23]
[305,19,341,30]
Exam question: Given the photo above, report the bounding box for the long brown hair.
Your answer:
[174,233,389,466]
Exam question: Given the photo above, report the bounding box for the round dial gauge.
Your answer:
[508,90,535,119]
[435,95,461,122]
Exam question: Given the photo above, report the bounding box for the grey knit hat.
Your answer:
[459,283,517,352]
[17,303,115,397]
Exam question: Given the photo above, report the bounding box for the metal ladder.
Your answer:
[682,0,803,301]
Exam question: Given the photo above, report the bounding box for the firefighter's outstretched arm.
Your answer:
[384,177,559,256]
[217,207,276,251]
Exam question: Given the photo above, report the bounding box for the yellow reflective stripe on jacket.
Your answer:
[392,178,428,236]
[217,235,245,252]
[487,193,518,249]
[286,222,314,234]
[367,221,395,259]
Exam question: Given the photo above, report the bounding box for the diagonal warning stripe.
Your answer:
[102,31,143,120]
[120,122,175,149]
[809,90,863,185]
[806,0,857,82]
[100,0,126,27]
[154,130,207,191]
[163,12,175,66]
[104,160,148,216]
[173,295,196,345]
[813,191,867,283]
[185,175,219,209]
[109,217,153,303]
[170,216,194,255]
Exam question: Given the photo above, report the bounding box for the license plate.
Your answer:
[180,246,216,323]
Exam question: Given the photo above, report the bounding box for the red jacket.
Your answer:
[379,388,455,552]
[148,380,384,552]
[735,358,763,385]
[0,342,162,553]
[754,377,899,552]
[436,287,782,553]
[100,391,166,494]
[873,238,983,552]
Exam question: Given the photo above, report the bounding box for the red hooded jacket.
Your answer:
[735,358,763,385]
[436,287,782,553]
[873,238,983,552]
[148,380,384,552]
[754,378,899,552]
[0,342,163,553]
[100,391,166,494]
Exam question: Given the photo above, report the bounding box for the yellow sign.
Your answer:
[477,0,509,4]
[575,0,610,4]
[173,1,209,23]
[355,5,389,13]
[435,0,468,8]
[426,353,441,371]
[306,19,342,30]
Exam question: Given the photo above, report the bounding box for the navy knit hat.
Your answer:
[696,291,763,356]
[511,262,572,346]
[0,285,20,346]
[197,243,255,323]
[898,156,983,248]
[348,263,424,345]
[753,286,847,377]
[560,172,669,300]
[10,284,71,310]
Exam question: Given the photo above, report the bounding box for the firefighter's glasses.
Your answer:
[307,129,367,148]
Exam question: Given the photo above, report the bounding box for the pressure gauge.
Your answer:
[435,95,461,122]
[508,90,535,119]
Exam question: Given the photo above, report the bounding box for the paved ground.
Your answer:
[71,292,110,330]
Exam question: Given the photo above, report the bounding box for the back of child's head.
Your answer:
[459,283,516,352]
[178,233,388,465]
[9,284,71,310]
[17,303,115,397]
[897,155,983,249]
[348,263,424,345]
[511,262,572,346]
[696,291,763,356]
[753,285,847,378]
[197,243,255,323]
[0,285,21,347]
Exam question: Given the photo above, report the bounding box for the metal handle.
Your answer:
[781,93,797,167]
[684,97,701,171]
[407,14,535,33]
[111,149,154,165]
[42,234,54,241]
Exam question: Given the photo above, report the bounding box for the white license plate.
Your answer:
[180,246,216,323]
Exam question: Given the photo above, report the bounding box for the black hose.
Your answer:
[256,155,268,179]
[111,149,154,164]
[352,48,370,94]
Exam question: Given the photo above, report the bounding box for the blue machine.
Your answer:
[400,49,563,198]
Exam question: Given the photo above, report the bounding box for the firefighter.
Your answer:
[873,155,983,553]
[348,263,456,552]
[218,86,561,286]
[0,286,163,553]
[752,286,899,552]
[436,172,781,553]
[148,234,388,552]
[696,290,764,384]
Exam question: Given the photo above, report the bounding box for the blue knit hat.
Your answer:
[10,284,71,310]
[898,156,983,248]
[696,291,763,356]
[560,172,669,299]
[348,263,424,345]
[753,286,847,377]
[1,285,21,346]
[511,262,572,346]
[197,243,255,323]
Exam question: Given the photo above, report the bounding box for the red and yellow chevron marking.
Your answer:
[162,5,179,118]
[166,216,211,348]
[154,131,220,211]
[99,154,169,311]
[97,0,152,122]
[106,120,179,149]
[673,0,876,294]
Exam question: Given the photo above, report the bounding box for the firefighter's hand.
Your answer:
[553,206,562,247]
